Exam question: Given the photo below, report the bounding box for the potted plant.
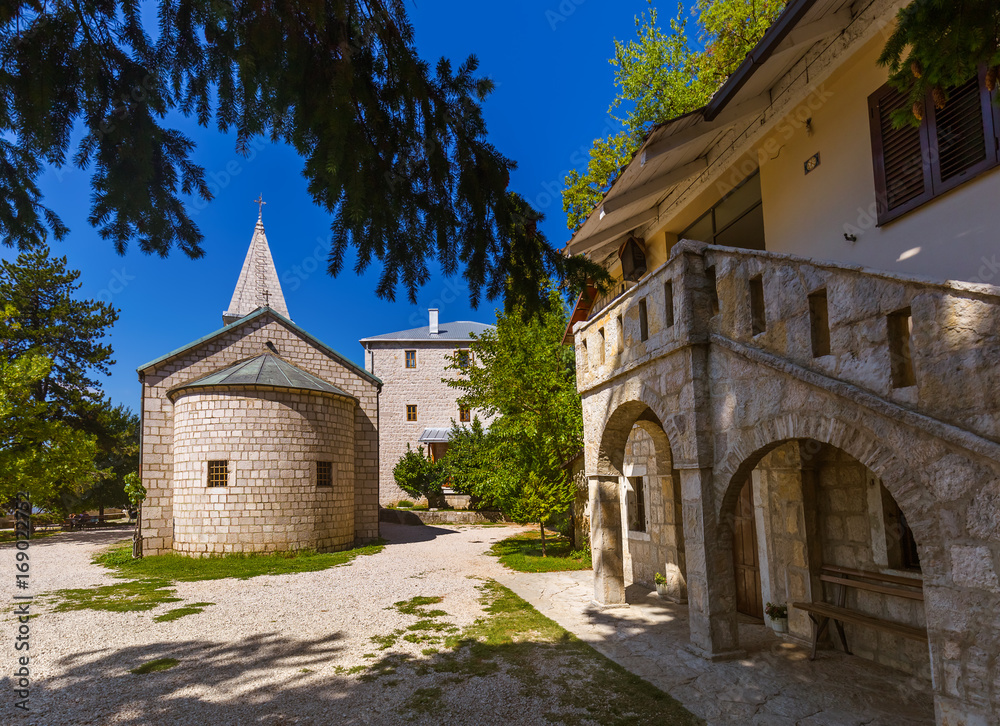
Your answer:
[654,572,669,599]
[765,602,788,633]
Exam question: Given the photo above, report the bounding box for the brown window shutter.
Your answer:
[927,69,998,192]
[869,84,933,223]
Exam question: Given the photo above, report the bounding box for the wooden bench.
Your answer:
[792,565,926,660]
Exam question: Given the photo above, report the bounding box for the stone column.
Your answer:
[680,466,743,660]
[590,475,627,608]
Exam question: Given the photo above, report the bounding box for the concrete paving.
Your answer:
[495,569,935,726]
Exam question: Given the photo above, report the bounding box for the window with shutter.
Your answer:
[869,84,932,220]
[927,71,997,190]
[869,70,999,225]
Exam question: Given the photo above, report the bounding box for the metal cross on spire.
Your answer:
[254,194,266,220]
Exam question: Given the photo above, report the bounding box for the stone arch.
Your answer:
[713,412,941,575]
[706,410,944,682]
[595,383,684,478]
[591,391,688,605]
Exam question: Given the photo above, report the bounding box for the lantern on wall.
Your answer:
[619,236,647,282]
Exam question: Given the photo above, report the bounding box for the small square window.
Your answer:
[459,406,471,422]
[207,460,228,488]
[405,350,417,369]
[406,404,418,422]
[317,461,333,487]
[457,350,471,368]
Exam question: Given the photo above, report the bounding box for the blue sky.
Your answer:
[6,0,661,409]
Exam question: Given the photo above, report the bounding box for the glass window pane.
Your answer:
[714,203,765,251]
[680,211,713,243]
[715,173,762,231]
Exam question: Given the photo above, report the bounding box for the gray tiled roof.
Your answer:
[171,353,354,399]
[359,320,493,343]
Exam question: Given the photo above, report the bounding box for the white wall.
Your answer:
[759,34,1000,286]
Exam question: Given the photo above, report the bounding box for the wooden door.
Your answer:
[732,480,763,619]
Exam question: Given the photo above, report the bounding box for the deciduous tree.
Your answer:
[445,285,581,554]
[562,0,785,231]
[0,349,97,506]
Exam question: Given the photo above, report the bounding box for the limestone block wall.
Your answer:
[812,446,929,677]
[365,341,494,504]
[575,242,1000,722]
[139,312,380,555]
[621,424,686,598]
[170,388,355,555]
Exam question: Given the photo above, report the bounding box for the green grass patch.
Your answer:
[47,579,181,614]
[403,686,445,717]
[0,529,64,544]
[130,657,179,674]
[371,631,403,650]
[153,601,215,622]
[93,539,386,582]
[333,664,367,676]
[489,531,592,573]
[393,595,448,619]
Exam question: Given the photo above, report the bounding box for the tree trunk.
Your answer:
[99,504,104,524]
[539,521,547,557]
[132,504,143,559]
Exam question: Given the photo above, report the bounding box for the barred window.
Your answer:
[317,461,333,487]
[207,460,228,487]
[459,406,471,422]
[406,404,417,422]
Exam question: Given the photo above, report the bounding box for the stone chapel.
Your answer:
[136,210,381,556]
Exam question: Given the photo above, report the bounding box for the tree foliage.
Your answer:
[879,0,1000,127]
[392,444,445,501]
[0,348,97,506]
[2,1,603,313]
[562,0,785,231]
[79,403,140,513]
[0,244,118,416]
[444,286,581,552]
[0,246,123,510]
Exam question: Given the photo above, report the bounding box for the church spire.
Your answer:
[222,199,290,325]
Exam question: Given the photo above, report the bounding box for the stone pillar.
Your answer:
[662,469,687,602]
[680,466,743,659]
[590,475,627,608]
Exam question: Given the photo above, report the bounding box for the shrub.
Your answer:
[393,445,445,500]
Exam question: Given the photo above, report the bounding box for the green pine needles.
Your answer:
[2,1,603,314]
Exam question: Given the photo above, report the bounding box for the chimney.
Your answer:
[429,308,439,336]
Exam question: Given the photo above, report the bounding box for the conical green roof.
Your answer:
[171,354,353,399]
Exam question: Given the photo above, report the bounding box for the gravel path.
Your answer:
[1,523,532,725]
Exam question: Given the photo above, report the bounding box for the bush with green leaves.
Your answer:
[393,445,445,501]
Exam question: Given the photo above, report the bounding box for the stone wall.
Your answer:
[139,311,380,555]
[621,425,686,600]
[171,388,355,554]
[812,445,929,676]
[366,341,493,504]
[575,241,1000,723]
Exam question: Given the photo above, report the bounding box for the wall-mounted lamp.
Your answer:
[844,233,858,242]
[805,118,814,136]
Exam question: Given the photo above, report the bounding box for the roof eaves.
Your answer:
[565,0,819,252]
[703,0,817,121]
